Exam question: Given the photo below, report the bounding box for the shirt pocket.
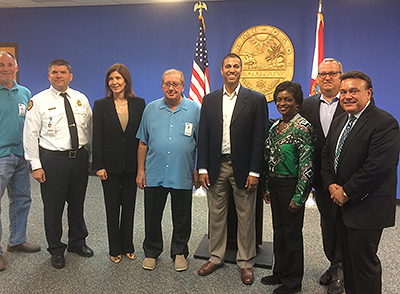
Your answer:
[75,112,91,130]
[42,108,64,133]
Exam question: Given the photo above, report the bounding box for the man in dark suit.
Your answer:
[321,70,400,294]
[299,58,345,294]
[197,53,268,285]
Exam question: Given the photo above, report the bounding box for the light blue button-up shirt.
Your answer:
[0,81,31,157]
[319,94,340,137]
[136,95,200,189]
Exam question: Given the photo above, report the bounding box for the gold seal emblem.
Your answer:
[77,100,82,107]
[27,100,33,111]
[231,25,294,102]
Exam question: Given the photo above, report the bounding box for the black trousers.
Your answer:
[336,210,383,294]
[40,148,89,255]
[143,187,192,260]
[270,177,305,289]
[314,188,342,277]
[101,171,137,257]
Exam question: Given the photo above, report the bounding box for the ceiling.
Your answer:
[0,0,225,9]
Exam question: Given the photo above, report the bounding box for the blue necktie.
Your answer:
[334,115,356,173]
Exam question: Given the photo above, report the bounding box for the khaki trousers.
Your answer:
[207,159,257,268]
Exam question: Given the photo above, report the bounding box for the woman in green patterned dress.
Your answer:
[261,81,315,294]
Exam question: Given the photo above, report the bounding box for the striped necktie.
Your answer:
[334,115,356,173]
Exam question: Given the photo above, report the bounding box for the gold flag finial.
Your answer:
[318,0,322,13]
[194,1,207,17]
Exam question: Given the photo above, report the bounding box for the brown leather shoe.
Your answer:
[241,268,254,285]
[198,261,223,276]
[7,241,41,253]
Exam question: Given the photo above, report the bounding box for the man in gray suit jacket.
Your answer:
[299,58,345,294]
[197,53,268,285]
[321,70,400,294]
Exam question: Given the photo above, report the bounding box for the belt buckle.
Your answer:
[68,150,77,159]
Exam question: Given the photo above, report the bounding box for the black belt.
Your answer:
[220,154,232,161]
[40,147,84,159]
[268,171,297,179]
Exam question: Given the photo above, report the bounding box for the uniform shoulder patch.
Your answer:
[27,100,33,111]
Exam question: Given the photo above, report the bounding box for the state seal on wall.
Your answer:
[231,25,294,102]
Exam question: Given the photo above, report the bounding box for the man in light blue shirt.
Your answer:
[0,51,40,271]
[136,69,200,272]
[299,58,344,294]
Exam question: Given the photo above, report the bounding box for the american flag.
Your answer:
[188,16,210,105]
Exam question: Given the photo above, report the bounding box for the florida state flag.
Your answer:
[309,1,324,96]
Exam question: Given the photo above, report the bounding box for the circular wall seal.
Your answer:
[231,25,294,102]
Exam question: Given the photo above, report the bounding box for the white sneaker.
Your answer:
[143,258,156,270]
[175,254,188,272]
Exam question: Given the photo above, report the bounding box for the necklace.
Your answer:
[115,100,127,108]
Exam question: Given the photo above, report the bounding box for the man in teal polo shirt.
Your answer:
[136,69,200,272]
[0,51,40,271]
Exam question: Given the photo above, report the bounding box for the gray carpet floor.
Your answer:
[0,176,399,294]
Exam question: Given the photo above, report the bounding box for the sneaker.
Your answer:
[143,257,156,270]
[7,241,41,253]
[175,254,188,272]
[0,255,5,271]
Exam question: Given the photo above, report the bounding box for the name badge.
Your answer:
[18,104,26,116]
[47,117,54,133]
[184,122,193,136]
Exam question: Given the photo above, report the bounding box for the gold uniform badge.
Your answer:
[27,100,33,111]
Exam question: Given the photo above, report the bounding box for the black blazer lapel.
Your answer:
[105,97,124,134]
[211,88,223,127]
[339,105,372,161]
[312,95,326,140]
[125,99,137,135]
[231,87,248,125]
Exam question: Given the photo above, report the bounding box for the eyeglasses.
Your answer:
[317,71,341,79]
[163,82,181,88]
[339,89,361,96]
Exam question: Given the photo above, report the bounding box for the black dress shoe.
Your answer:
[320,269,332,285]
[51,254,65,269]
[273,284,301,294]
[261,274,282,285]
[67,245,94,257]
[328,278,345,294]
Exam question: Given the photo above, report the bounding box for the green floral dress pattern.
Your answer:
[264,113,315,206]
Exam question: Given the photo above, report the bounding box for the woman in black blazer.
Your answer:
[93,63,145,263]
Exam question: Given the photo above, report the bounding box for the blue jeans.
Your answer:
[0,153,31,255]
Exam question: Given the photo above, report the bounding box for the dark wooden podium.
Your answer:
[194,178,273,268]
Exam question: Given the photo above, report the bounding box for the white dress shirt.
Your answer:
[221,84,240,154]
[23,86,92,170]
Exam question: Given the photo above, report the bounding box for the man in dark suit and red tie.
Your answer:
[299,58,345,294]
[197,53,268,285]
[321,70,400,294]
